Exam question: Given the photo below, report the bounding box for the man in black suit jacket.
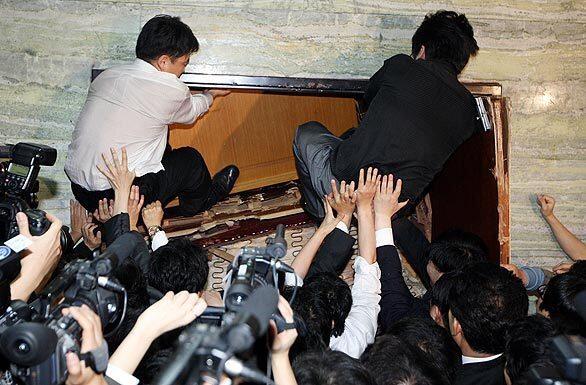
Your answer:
[294,10,482,220]
[446,262,529,385]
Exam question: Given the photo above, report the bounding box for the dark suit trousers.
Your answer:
[70,146,212,216]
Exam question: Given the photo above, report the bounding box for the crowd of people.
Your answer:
[2,7,585,385]
[5,149,585,385]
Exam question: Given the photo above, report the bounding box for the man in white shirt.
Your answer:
[65,15,238,216]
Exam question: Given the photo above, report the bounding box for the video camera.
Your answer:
[0,142,72,251]
[155,225,302,385]
[528,290,586,385]
[0,234,131,385]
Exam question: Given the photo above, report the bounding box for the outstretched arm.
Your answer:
[292,198,346,279]
[537,194,586,260]
[109,291,207,375]
[355,168,378,264]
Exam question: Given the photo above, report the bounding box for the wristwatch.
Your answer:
[148,225,163,238]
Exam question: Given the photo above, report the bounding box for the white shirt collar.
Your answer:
[132,58,159,72]
[462,353,503,365]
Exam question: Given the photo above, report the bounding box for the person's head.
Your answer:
[429,271,457,328]
[136,14,199,77]
[569,260,586,278]
[148,238,209,295]
[411,10,479,74]
[290,273,352,356]
[504,315,556,385]
[447,262,528,355]
[426,229,487,285]
[539,273,586,337]
[293,350,376,385]
[387,316,461,384]
[361,335,446,385]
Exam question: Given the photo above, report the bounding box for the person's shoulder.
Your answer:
[385,54,414,67]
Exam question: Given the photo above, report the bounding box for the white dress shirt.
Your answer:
[325,226,390,359]
[65,59,212,191]
[329,255,381,358]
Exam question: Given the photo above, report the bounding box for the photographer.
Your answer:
[10,212,62,301]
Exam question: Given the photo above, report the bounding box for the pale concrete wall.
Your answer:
[0,0,584,266]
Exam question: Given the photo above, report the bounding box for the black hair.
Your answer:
[411,10,479,74]
[430,271,457,328]
[447,262,528,354]
[361,335,446,385]
[539,273,586,337]
[569,260,586,279]
[429,229,487,274]
[290,273,352,357]
[387,316,461,384]
[148,238,209,294]
[293,350,376,385]
[136,15,199,62]
[504,314,557,384]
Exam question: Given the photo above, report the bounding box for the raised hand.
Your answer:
[81,222,102,251]
[128,185,144,231]
[327,179,356,227]
[97,147,134,214]
[317,197,346,236]
[11,212,63,300]
[536,194,555,219]
[137,291,207,338]
[270,296,298,355]
[355,167,380,210]
[70,199,89,243]
[142,200,164,229]
[373,174,409,219]
[64,305,107,385]
[92,198,113,223]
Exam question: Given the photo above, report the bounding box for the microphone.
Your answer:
[224,356,275,385]
[225,285,279,352]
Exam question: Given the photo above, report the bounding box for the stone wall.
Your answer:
[0,0,584,266]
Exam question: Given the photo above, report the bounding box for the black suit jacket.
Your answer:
[331,54,481,209]
[455,356,506,385]
[305,228,356,280]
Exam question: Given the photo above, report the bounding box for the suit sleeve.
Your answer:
[377,244,416,332]
[392,217,432,290]
[305,228,356,280]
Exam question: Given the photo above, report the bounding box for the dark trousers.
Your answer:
[293,121,342,219]
[71,146,212,216]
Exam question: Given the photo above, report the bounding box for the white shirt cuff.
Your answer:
[375,228,394,248]
[284,272,304,287]
[106,364,139,385]
[336,221,349,234]
[151,230,169,251]
[201,92,214,108]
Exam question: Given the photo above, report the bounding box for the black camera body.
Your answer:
[0,143,66,243]
[0,251,126,385]
[224,224,288,314]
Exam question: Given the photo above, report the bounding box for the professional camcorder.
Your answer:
[0,142,72,250]
[0,233,132,385]
[529,290,586,385]
[156,226,302,385]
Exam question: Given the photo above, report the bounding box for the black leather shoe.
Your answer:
[204,165,240,209]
